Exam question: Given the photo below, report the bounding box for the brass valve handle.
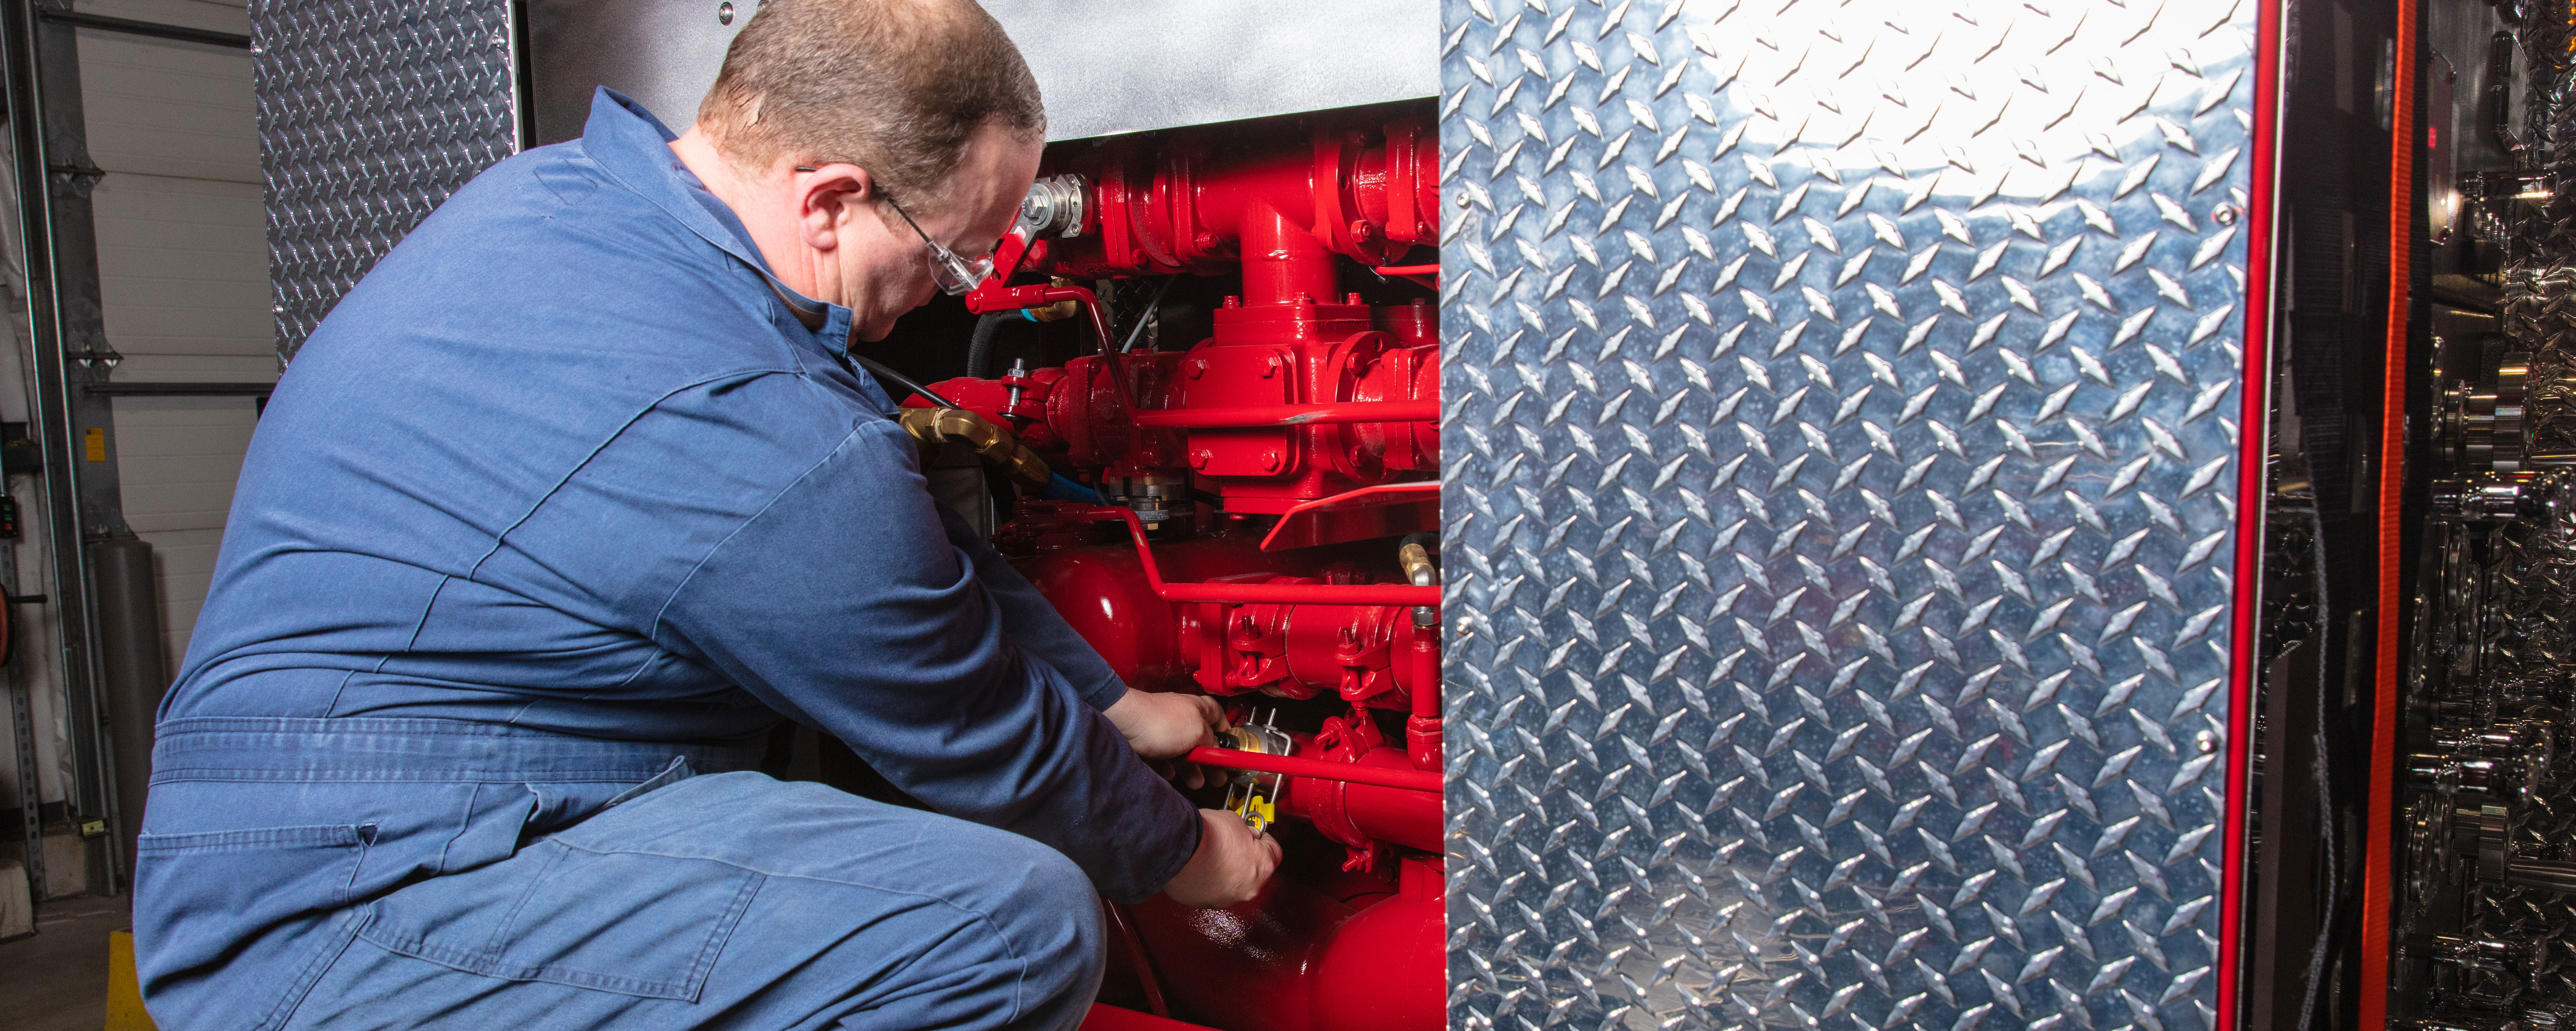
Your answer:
[895,407,1054,488]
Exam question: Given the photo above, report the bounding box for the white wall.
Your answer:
[0,0,262,841]
[78,0,265,673]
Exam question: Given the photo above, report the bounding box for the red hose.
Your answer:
[1187,746,1441,793]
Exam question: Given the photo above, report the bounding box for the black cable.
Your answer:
[2297,501,2339,1031]
[848,353,957,409]
[1119,276,1179,353]
[966,312,1011,379]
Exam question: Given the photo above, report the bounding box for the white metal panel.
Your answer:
[77,0,268,678]
[75,13,255,181]
[91,177,268,368]
[525,0,1440,147]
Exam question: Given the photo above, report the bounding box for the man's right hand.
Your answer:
[1163,809,1281,909]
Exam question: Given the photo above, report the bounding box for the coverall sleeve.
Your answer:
[934,505,1130,712]
[653,419,1200,902]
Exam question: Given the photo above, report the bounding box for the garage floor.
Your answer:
[0,896,123,1030]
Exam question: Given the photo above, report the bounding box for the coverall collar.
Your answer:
[576,87,856,350]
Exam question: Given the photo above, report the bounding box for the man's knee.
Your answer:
[966,830,1104,1003]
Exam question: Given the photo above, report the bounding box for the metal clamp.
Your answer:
[1216,711,1292,835]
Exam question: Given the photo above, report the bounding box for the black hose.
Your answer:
[967,312,1011,378]
[849,353,957,408]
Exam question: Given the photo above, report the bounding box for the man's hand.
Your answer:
[1104,688,1224,789]
[1164,809,1281,909]
[1104,688,1222,759]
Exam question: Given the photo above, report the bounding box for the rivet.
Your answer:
[2211,204,2239,226]
[2195,731,2219,754]
[717,1,735,23]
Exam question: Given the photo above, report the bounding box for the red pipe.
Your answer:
[1081,1004,1223,1031]
[1278,746,1443,853]
[1101,903,1171,1018]
[1157,582,1433,605]
[1129,401,1438,429]
[1079,507,1440,606]
[1236,198,1339,307]
[1187,745,1441,793]
[1404,634,1440,772]
[963,232,1138,416]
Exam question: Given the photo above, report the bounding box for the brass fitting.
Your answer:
[1027,277,1081,322]
[1397,542,1436,587]
[1398,541,1437,628]
[896,407,1053,488]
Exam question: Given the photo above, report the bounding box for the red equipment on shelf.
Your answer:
[923,109,1445,1031]
[932,113,1442,517]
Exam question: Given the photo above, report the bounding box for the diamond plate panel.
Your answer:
[1438,1,2256,1029]
[253,0,520,361]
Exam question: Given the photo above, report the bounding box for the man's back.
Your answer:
[170,97,867,742]
[133,89,1198,1031]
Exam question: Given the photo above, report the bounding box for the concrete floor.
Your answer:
[0,895,123,1030]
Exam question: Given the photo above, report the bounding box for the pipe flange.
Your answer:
[1017,174,1089,239]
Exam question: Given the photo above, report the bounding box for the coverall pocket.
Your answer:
[137,823,374,908]
[138,824,369,855]
[358,838,762,1001]
[135,824,377,1029]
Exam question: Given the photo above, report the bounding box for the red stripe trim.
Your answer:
[2214,0,2287,1025]
[2358,0,2421,1023]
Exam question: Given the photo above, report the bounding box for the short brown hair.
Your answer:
[696,0,1045,211]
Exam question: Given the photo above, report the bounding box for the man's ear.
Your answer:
[795,162,872,254]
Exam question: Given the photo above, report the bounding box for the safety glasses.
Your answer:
[791,167,994,295]
[881,192,993,295]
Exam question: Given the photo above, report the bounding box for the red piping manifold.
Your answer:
[956,116,1443,513]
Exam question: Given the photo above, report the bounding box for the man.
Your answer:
[132,2,1276,1028]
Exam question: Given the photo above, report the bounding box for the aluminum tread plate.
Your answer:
[1437,1,2256,1028]
[253,0,520,361]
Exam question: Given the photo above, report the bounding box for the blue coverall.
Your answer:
[131,89,1201,1031]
